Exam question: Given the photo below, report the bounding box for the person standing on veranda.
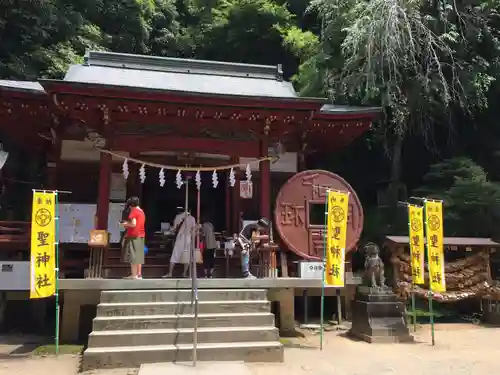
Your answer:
[121,196,146,279]
[237,217,269,279]
[201,214,217,278]
[164,207,196,278]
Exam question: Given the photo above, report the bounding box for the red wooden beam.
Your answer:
[50,93,312,131]
[113,135,260,158]
[0,90,49,101]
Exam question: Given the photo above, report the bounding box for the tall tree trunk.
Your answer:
[388,133,404,207]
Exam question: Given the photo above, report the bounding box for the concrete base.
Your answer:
[59,277,361,344]
[89,326,279,347]
[59,278,341,343]
[83,342,283,370]
[139,361,253,375]
[349,288,414,343]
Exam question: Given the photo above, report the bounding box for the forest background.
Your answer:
[2,0,500,241]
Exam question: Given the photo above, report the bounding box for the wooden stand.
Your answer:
[253,233,279,278]
[88,230,108,279]
[88,247,105,278]
[257,243,279,277]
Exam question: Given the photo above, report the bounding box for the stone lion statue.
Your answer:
[363,242,386,289]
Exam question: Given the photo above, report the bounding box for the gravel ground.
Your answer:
[250,324,500,375]
[0,324,498,375]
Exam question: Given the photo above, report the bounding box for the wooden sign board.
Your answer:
[240,181,253,199]
[89,230,109,248]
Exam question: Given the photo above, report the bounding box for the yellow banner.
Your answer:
[30,191,56,299]
[408,205,425,284]
[325,190,349,287]
[424,200,446,293]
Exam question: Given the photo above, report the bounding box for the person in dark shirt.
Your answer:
[201,214,217,278]
[119,202,131,244]
[237,217,269,278]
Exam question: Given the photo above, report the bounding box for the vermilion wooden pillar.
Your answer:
[230,156,240,233]
[259,136,271,221]
[259,131,271,278]
[46,139,61,190]
[96,146,112,230]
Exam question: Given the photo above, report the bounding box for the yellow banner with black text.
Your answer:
[425,200,446,293]
[408,205,425,285]
[325,190,349,287]
[30,191,56,299]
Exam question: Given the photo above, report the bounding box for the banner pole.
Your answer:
[423,201,436,346]
[55,191,60,356]
[428,291,435,346]
[336,288,342,327]
[407,206,417,332]
[411,288,416,332]
[320,192,328,351]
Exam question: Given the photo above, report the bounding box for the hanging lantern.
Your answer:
[122,159,129,180]
[175,170,183,189]
[212,170,219,188]
[245,164,252,182]
[139,164,146,183]
[195,170,201,190]
[229,168,236,187]
[159,168,165,187]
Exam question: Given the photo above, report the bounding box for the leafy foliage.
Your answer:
[415,157,500,238]
[0,0,91,78]
[0,0,314,79]
[305,0,496,145]
[4,0,500,239]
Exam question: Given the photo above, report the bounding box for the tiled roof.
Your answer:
[62,51,298,98]
[0,80,45,93]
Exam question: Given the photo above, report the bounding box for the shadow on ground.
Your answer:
[337,331,422,345]
[279,336,321,350]
[0,344,42,359]
[0,335,83,360]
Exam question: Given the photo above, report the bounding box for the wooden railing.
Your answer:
[0,221,30,246]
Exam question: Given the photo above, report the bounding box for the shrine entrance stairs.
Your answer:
[82,288,283,370]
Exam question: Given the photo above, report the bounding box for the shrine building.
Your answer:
[0,51,379,279]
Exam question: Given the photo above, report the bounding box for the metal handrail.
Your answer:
[191,231,199,365]
[184,178,198,366]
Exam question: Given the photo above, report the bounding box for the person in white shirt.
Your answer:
[164,207,196,278]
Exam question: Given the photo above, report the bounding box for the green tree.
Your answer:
[72,0,180,54]
[0,0,184,79]
[414,157,500,238]
[0,0,96,78]
[296,0,500,211]
[193,0,312,76]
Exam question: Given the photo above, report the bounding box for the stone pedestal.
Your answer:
[349,287,414,343]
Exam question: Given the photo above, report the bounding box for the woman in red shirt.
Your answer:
[121,196,146,279]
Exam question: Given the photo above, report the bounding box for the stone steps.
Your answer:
[100,289,268,303]
[83,341,284,371]
[83,288,283,370]
[89,326,279,347]
[97,300,270,316]
[93,312,275,330]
